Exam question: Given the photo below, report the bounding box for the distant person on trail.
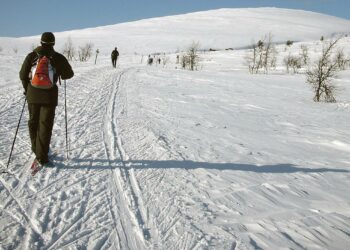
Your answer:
[147,55,153,65]
[19,32,74,168]
[111,47,119,68]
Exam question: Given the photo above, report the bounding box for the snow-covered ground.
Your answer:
[1,8,350,250]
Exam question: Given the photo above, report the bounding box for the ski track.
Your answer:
[0,65,151,249]
[101,67,156,249]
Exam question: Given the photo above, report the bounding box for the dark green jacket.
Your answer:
[111,49,119,59]
[19,46,74,106]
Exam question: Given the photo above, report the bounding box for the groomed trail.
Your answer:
[1,56,350,250]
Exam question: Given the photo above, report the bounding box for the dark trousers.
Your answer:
[28,104,56,164]
[112,58,117,68]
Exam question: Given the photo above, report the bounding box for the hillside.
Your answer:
[1,8,350,55]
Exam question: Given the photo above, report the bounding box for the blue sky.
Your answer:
[0,0,349,37]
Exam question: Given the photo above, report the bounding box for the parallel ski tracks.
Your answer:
[102,68,155,249]
[0,66,157,249]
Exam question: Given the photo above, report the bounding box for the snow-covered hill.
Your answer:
[1,8,350,55]
[1,8,350,250]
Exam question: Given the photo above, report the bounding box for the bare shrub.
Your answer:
[245,39,264,74]
[269,47,278,69]
[299,45,310,66]
[78,43,93,62]
[244,40,258,74]
[262,34,274,73]
[13,48,18,54]
[162,54,170,67]
[284,54,302,74]
[335,49,350,70]
[181,42,200,71]
[306,38,341,103]
[63,37,75,61]
[245,33,277,74]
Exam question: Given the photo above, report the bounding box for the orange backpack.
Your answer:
[31,55,56,89]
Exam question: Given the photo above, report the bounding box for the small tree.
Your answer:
[245,39,265,74]
[78,43,93,62]
[299,45,310,66]
[284,54,302,74]
[162,53,170,67]
[255,40,265,72]
[262,33,276,73]
[335,49,350,70]
[269,46,278,69]
[244,40,258,74]
[181,54,188,69]
[63,37,75,61]
[181,42,200,71]
[306,38,341,103]
[245,33,276,74]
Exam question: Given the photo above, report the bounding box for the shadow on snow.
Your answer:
[52,156,349,174]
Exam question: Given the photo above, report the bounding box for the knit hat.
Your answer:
[41,32,55,45]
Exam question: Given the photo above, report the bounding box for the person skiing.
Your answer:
[111,47,119,68]
[19,32,74,169]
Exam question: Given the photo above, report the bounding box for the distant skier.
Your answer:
[147,55,153,65]
[19,32,74,168]
[111,47,119,68]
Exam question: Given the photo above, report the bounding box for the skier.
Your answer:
[147,55,153,65]
[19,32,74,169]
[111,47,119,68]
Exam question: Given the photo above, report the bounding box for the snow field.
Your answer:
[1,8,350,250]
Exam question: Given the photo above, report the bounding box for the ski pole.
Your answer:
[64,80,69,160]
[2,98,27,173]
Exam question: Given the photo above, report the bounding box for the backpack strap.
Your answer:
[31,52,40,67]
